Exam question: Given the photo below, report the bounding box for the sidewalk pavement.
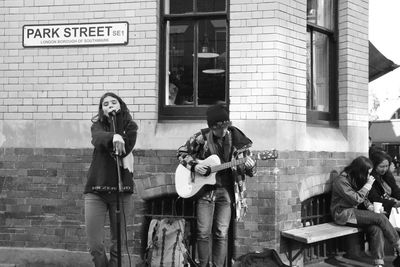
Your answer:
[306,255,398,267]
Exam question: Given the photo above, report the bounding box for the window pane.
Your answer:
[166,21,194,106]
[307,0,333,30]
[313,32,330,112]
[307,31,330,112]
[197,0,226,12]
[161,0,228,116]
[166,0,193,15]
[198,19,226,105]
[306,32,312,110]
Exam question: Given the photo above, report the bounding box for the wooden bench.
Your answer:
[281,222,363,266]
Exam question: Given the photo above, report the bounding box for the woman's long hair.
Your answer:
[91,92,131,124]
[342,156,373,190]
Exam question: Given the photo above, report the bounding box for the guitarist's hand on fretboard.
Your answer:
[244,157,255,169]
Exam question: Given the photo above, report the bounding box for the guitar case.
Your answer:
[235,249,289,267]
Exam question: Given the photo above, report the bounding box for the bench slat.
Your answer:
[281,222,362,244]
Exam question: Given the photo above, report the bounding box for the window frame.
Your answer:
[159,1,229,120]
[306,1,338,126]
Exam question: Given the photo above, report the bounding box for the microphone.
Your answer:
[108,109,120,117]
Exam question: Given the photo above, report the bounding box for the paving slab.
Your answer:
[306,255,397,267]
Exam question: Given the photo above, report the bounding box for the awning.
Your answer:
[370,120,400,143]
[369,41,399,82]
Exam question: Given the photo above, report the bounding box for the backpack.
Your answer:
[235,249,289,267]
[146,218,187,267]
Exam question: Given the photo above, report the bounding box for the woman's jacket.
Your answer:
[85,112,138,194]
[331,172,371,225]
[368,170,400,214]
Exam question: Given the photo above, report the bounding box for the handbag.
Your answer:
[389,207,400,228]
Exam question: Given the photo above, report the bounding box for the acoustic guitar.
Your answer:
[175,150,278,198]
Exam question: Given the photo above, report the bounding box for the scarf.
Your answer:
[205,128,249,221]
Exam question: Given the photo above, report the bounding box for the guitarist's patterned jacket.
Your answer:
[177,125,256,221]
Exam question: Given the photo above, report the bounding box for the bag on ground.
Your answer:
[389,207,400,228]
[146,218,187,267]
[235,249,289,267]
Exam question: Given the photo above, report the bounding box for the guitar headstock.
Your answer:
[257,149,278,160]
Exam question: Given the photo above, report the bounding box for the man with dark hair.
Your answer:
[177,103,256,267]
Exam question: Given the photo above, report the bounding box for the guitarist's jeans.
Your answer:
[197,187,232,267]
[84,192,132,267]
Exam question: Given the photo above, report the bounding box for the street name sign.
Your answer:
[23,22,129,47]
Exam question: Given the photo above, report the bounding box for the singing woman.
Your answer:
[84,92,138,267]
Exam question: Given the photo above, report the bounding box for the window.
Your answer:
[159,0,228,120]
[306,0,338,124]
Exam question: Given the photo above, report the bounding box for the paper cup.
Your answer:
[373,202,382,213]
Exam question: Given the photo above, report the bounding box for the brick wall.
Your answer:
[0,147,360,265]
[0,0,369,154]
[0,148,149,265]
[0,147,195,264]
[229,0,307,122]
[338,0,369,128]
[0,0,164,151]
[0,0,158,122]
[0,0,371,265]
[0,148,92,251]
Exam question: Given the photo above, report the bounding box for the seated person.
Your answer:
[331,156,400,267]
[369,151,400,215]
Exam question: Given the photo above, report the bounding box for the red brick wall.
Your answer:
[0,148,91,251]
[0,147,359,263]
[0,147,179,261]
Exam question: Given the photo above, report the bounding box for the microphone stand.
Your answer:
[110,113,123,267]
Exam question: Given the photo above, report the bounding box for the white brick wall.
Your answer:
[0,0,369,151]
[338,0,369,128]
[0,0,158,123]
[229,0,307,122]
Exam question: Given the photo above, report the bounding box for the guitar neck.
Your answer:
[211,157,248,173]
[208,150,277,173]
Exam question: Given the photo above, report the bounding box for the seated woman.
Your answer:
[331,156,400,267]
[369,145,396,174]
[369,151,400,215]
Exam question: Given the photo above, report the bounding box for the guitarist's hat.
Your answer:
[206,103,230,128]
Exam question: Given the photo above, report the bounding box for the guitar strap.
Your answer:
[223,132,232,163]
[206,130,232,163]
[206,131,218,157]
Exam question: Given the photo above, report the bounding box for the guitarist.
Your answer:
[177,103,256,267]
